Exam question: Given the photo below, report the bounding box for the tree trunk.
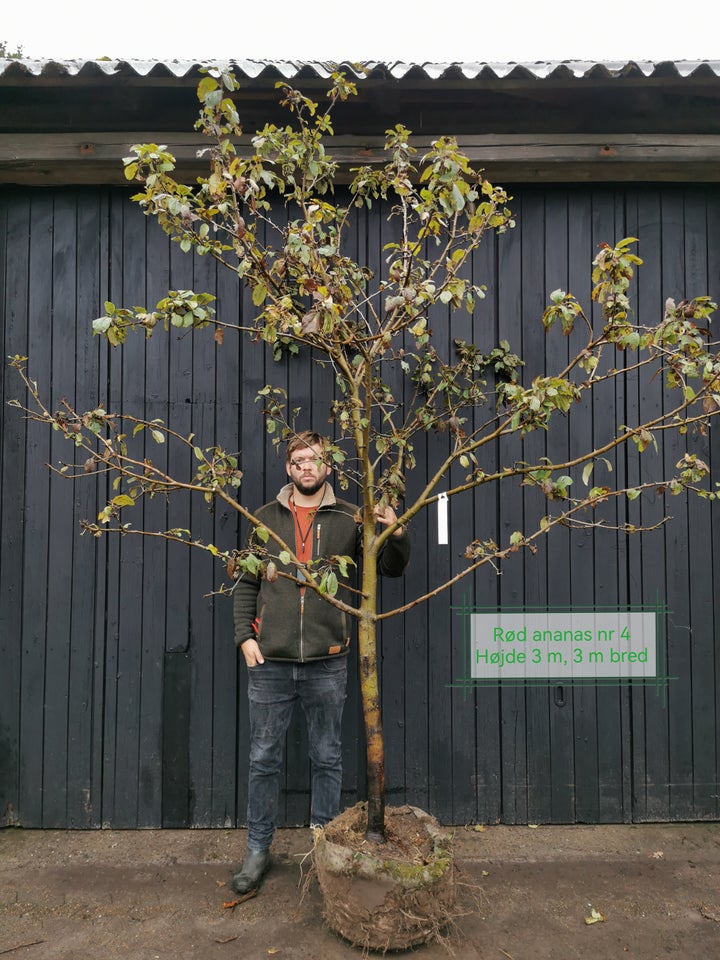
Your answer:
[358,613,385,840]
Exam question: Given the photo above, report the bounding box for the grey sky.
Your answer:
[4,0,717,63]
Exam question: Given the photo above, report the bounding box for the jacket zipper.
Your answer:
[299,519,322,662]
[299,592,305,661]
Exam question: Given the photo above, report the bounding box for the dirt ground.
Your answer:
[1,820,719,960]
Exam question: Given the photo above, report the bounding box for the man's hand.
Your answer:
[373,503,404,536]
[241,637,265,667]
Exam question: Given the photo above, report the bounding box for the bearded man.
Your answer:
[231,430,410,894]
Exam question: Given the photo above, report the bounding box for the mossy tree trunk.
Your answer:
[358,611,385,840]
[358,492,385,841]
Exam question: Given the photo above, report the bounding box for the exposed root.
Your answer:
[296,847,317,907]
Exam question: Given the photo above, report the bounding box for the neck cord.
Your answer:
[290,486,326,553]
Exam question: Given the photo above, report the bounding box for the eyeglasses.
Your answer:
[289,456,325,470]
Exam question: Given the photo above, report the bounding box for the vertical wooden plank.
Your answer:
[68,189,106,828]
[188,311,221,827]
[496,194,528,824]
[683,186,717,819]
[448,213,481,826]
[401,423,430,814]
[562,188,600,825]
[110,192,148,826]
[706,186,720,822]
[543,186,577,823]
[211,230,243,827]
[592,189,627,822]
[660,189,694,821]
[235,214,270,826]
[471,214,502,825]
[519,189,554,825]
[0,190,28,825]
[19,192,54,827]
[164,223,194,825]
[420,234,456,825]
[139,211,171,827]
[626,188,653,821]
[426,427,454,825]
[613,190,634,824]
[162,650,192,827]
[100,188,126,826]
[42,191,79,826]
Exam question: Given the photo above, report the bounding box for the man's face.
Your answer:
[286,444,331,497]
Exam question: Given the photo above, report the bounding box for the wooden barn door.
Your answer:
[1,184,718,827]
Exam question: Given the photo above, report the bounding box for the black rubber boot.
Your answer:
[231,849,271,894]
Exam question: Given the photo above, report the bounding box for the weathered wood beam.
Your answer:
[2,133,720,184]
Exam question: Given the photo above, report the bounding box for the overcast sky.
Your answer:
[3,0,718,63]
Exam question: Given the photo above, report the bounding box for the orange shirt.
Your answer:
[292,503,317,567]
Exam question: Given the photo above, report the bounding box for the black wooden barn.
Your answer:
[1,59,719,829]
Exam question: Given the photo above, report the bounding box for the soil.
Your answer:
[1,821,719,960]
[322,803,440,860]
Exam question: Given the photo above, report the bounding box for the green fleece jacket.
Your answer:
[233,483,410,661]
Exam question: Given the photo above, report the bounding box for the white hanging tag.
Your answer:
[437,492,448,545]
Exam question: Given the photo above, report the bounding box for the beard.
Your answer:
[292,475,327,497]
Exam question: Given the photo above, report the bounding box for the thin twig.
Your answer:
[0,941,46,956]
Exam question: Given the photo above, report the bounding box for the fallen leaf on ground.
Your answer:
[473,824,486,832]
[215,880,227,887]
[699,903,720,922]
[482,870,490,877]
[584,907,606,925]
[499,950,514,960]
[214,936,238,944]
[528,824,539,829]
[651,850,664,860]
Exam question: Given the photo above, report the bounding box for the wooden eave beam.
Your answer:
[2,132,720,185]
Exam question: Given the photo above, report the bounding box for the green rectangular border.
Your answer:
[450,596,671,699]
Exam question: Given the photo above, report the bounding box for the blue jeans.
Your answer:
[246,657,348,852]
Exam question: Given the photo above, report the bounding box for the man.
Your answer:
[231,430,410,894]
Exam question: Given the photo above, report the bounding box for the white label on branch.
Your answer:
[437,492,448,545]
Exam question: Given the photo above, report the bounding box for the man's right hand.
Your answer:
[241,638,265,667]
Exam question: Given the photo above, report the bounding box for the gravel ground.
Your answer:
[1,821,719,959]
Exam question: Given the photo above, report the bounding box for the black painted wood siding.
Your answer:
[1,184,718,828]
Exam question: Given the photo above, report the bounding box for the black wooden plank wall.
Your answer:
[1,184,718,828]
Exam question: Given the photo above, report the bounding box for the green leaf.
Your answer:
[150,429,165,444]
[252,282,268,307]
[111,494,135,508]
[582,462,594,486]
[197,76,219,101]
[279,550,292,565]
[255,525,270,543]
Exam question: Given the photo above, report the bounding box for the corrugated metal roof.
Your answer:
[1,58,720,81]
